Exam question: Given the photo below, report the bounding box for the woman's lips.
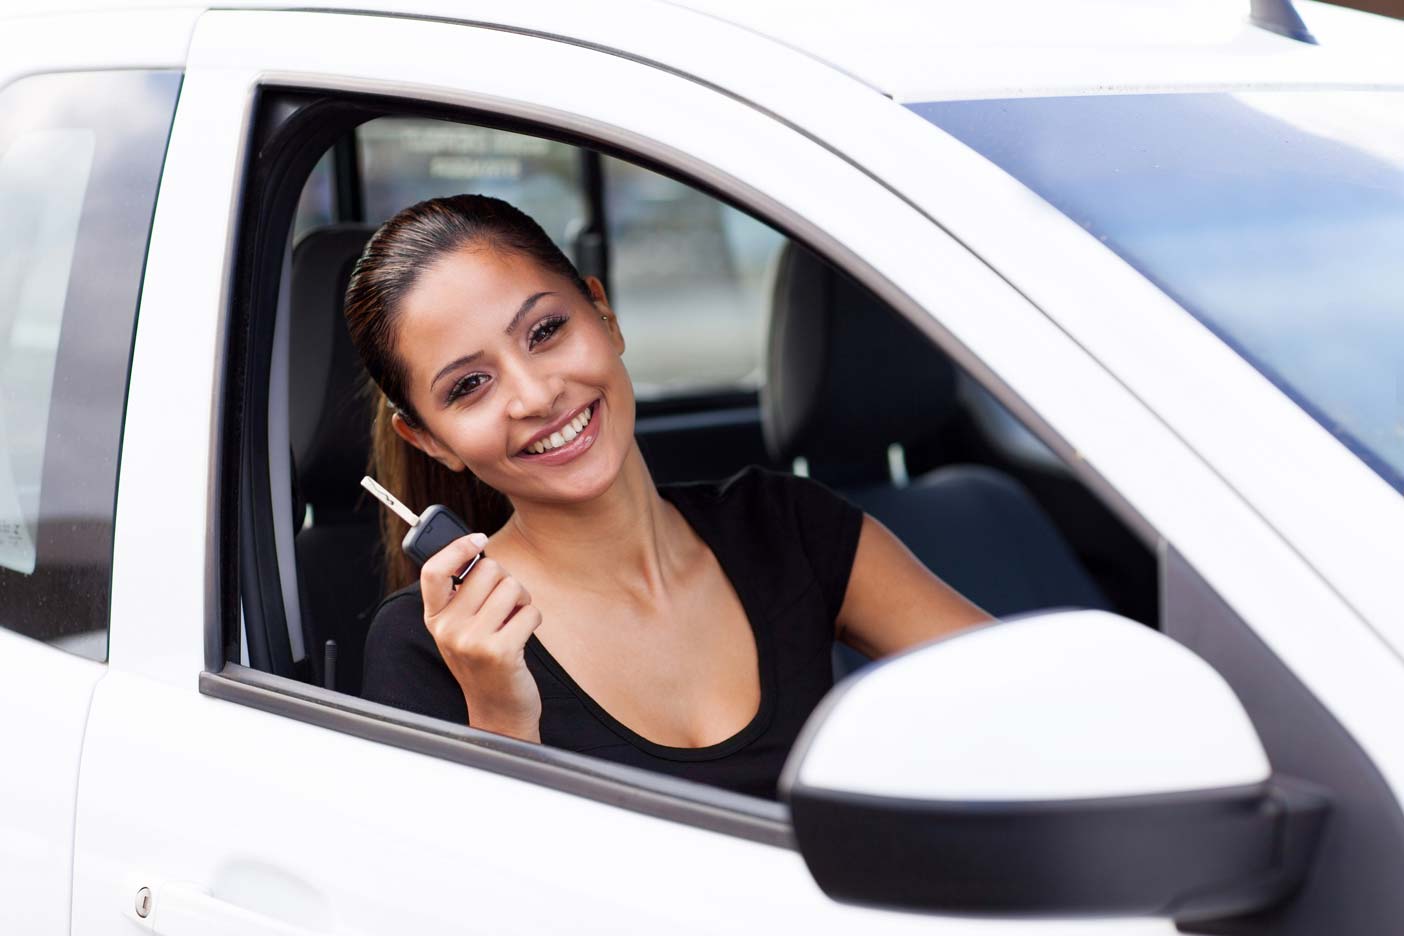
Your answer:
[516,401,601,466]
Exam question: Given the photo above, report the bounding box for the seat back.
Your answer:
[288,224,381,695]
[763,244,1109,675]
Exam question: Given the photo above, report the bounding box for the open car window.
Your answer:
[235,91,1158,810]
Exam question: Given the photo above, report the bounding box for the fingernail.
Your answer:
[469,532,489,548]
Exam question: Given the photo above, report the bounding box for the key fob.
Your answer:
[402,504,480,582]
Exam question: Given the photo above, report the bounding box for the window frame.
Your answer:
[211,80,1164,842]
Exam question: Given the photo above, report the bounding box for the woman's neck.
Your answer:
[496,444,688,603]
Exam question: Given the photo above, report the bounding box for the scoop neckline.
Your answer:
[525,481,775,762]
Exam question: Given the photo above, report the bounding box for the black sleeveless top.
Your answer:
[360,466,864,800]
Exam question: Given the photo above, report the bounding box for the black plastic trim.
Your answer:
[574,147,610,292]
[634,405,760,435]
[231,92,390,676]
[200,664,795,849]
[332,134,363,223]
[636,388,759,418]
[1163,545,1404,934]
[1249,0,1317,44]
[787,778,1327,920]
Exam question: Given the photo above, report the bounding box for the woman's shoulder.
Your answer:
[661,464,857,530]
[361,580,469,720]
[662,465,864,620]
[369,580,425,622]
[363,581,433,656]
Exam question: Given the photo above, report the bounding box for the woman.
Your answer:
[346,194,991,799]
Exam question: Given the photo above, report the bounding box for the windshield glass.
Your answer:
[912,92,1404,495]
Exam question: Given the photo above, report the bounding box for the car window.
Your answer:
[357,118,586,253]
[0,69,180,661]
[296,117,784,401]
[253,86,1156,813]
[602,157,783,397]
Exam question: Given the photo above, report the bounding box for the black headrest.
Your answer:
[761,243,958,480]
[289,224,378,520]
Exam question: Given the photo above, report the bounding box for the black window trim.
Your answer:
[217,80,1160,844]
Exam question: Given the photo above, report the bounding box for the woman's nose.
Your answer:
[503,361,565,421]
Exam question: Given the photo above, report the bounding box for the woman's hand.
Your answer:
[420,533,544,742]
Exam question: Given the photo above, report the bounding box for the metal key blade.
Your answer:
[360,475,420,528]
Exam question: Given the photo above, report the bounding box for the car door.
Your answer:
[0,11,188,935]
[66,7,1280,935]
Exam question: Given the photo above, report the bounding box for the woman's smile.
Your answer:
[515,399,602,466]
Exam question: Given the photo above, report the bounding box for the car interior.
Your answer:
[261,112,1158,709]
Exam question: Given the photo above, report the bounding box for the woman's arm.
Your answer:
[835,514,994,659]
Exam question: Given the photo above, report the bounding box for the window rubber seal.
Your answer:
[202,663,795,848]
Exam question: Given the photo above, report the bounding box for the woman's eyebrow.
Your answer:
[427,292,555,393]
[430,350,482,394]
[503,291,554,336]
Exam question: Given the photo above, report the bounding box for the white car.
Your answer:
[4,1,1403,933]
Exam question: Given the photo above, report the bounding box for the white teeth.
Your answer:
[525,405,595,455]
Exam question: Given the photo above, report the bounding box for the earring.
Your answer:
[600,314,609,321]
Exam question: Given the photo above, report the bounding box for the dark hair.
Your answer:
[343,193,592,591]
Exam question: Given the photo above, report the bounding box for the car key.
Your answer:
[360,475,482,586]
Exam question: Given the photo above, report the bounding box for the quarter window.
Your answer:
[0,70,180,661]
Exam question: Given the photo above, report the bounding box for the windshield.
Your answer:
[912,92,1404,495]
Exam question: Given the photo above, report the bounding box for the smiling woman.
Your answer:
[340,193,993,798]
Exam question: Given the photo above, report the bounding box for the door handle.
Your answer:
[127,880,332,936]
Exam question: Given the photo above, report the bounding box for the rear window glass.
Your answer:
[0,69,181,660]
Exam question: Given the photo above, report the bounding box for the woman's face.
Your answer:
[391,244,635,507]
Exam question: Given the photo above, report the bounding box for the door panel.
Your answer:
[75,670,973,935]
[75,8,1196,935]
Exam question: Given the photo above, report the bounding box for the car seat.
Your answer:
[288,224,381,695]
[761,243,1110,675]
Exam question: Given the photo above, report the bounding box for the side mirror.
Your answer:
[780,610,1328,923]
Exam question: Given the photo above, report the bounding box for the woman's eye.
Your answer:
[447,372,487,403]
[528,314,567,349]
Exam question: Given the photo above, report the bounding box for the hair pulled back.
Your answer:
[343,193,592,591]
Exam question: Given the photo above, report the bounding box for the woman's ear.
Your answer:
[391,411,466,472]
[585,275,625,355]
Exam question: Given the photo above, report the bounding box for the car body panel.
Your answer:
[76,7,1210,934]
[0,14,195,936]
[0,1,1396,932]
[0,629,103,936]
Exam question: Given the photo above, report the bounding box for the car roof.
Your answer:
[667,0,1404,98]
[6,0,1404,99]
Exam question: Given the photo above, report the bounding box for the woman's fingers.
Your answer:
[493,603,543,650]
[453,556,507,616]
[477,576,532,633]
[420,532,489,614]
[417,545,542,742]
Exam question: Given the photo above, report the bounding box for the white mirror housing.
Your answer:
[780,610,1328,921]
[791,609,1269,800]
